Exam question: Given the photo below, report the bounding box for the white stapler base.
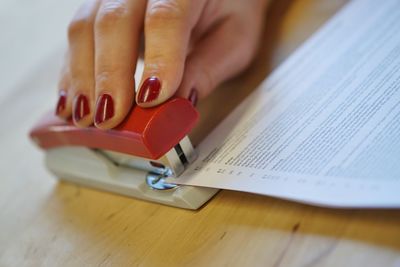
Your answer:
[45,147,219,210]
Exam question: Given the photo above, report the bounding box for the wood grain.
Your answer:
[1,0,399,266]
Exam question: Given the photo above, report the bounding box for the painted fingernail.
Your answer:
[137,76,161,104]
[73,94,90,122]
[55,91,67,115]
[188,88,198,107]
[95,93,114,125]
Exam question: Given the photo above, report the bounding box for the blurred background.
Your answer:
[0,0,83,100]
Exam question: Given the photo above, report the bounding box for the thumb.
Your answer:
[176,17,262,100]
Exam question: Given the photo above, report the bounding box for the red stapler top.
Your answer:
[30,98,199,160]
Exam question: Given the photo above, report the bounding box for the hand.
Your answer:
[55,0,270,129]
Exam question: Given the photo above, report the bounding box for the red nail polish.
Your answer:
[55,91,67,115]
[137,76,161,103]
[95,93,114,125]
[188,88,198,107]
[73,94,90,122]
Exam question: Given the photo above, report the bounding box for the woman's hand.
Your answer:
[56,0,270,129]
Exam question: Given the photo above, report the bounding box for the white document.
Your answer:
[168,0,400,208]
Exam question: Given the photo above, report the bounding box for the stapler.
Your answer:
[30,98,218,209]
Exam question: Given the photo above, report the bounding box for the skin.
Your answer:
[57,0,271,129]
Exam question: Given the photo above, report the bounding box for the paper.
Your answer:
[168,0,400,208]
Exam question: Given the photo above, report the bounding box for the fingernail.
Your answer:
[73,94,90,122]
[137,76,161,104]
[55,91,67,115]
[188,88,198,107]
[95,93,114,125]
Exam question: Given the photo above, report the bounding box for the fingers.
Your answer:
[136,0,206,107]
[59,0,264,128]
[93,0,146,129]
[67,0,100,127]
[60,0,146,129]
[176,16,263,101]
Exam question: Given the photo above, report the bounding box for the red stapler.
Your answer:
[30,98,218,209]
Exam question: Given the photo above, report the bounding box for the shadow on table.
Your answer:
[46,179,400,267]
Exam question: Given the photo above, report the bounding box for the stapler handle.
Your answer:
[30,98,199,160]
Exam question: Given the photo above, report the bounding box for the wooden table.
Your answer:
[1,0,399,266]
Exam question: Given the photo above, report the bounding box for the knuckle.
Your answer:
[146,0,186,24]
[95,69,113,86]
[145,51,166,64]
[68,17,93,39]
[95,1,129,30]
[95,64,122,87]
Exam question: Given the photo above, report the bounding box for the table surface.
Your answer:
[1,0,400,266]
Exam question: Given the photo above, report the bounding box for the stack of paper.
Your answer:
[168,0,400,208]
